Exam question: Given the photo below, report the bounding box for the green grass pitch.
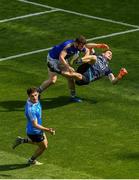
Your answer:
[0,0,139,178]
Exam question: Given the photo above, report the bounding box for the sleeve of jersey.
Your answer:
[28,107,37,122]
[105,68,112,76]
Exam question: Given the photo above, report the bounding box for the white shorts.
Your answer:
[47,54,61,74]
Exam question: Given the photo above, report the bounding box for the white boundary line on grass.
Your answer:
[18,0,139,29]
[0,28,139,62]
[0,0,139,62]
[87,28,139,41]
[18,0,57,9]
[0,9,59,23]
[0,47,51,62]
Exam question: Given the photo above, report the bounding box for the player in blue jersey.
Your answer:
[37,35,90,102]
[12,87,55,165]
[75,49,128,85]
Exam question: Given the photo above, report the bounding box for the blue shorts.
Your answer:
[76,63,90,85]
[27,133,45,142]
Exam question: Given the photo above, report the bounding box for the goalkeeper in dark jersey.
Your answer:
[75,49,128,86]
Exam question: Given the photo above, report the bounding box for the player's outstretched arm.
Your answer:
[108,73,118,84]
[108,68,128,84]
[117,68,128,80]
[86,43,109,50]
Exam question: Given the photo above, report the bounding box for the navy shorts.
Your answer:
[27,133,45,142]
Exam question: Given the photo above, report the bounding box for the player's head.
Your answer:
[102,49,112,61]
[27,87,39,103]
[75,35,87,50]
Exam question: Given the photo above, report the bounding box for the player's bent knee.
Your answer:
[49,79,57,85]
[43,144,48,150]
[61,71,70,77]
[78,74,83,80]
[40,142,48,150]
[51,80,56,85]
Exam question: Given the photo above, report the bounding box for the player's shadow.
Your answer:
[0,174,12,178]
[0,96,99,112]
[0,163,29,171]
[0,96,71,112]
[0,100,25,112]
[117,152,139,161]
[81,97,98,104]
[41,96,72,109]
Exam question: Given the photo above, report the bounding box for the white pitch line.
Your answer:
[87,28,139,41]
[0,9,59,24]
[0,28,139,62]
[60,10,139,29]
[18,0,57,10]
[18,0,139,29]
[0,47,52,62]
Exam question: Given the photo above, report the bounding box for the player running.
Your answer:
[12,87,55,165]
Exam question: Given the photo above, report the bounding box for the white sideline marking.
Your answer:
[60,10,139,29]
[0,28,139,62]
[18,0,56,9]
[0,47,52,62]
[0,9,59,23]
[18,0,139,29]
[87,28,139,41]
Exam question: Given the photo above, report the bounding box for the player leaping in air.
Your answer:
[37,36,110,102]
[75,49,128,86]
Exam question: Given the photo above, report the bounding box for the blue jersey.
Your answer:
[49,39,86,60]
[25,100,43,135]
[84,55,112,82]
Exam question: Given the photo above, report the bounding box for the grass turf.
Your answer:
[0,0,139,178]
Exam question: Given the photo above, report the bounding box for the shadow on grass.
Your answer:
[0,163,29,171]
[0,96,98,112]
[118,152,139,161]
[0,174,13,178]
[0,96,71,112]
[41,96,73,109]
[82,97,98,104]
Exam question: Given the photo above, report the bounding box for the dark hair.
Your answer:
[75,35,87,45]
[27,87,38,96]
[103,49,112,53]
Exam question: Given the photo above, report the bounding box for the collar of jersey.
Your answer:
[27,99,39,106]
